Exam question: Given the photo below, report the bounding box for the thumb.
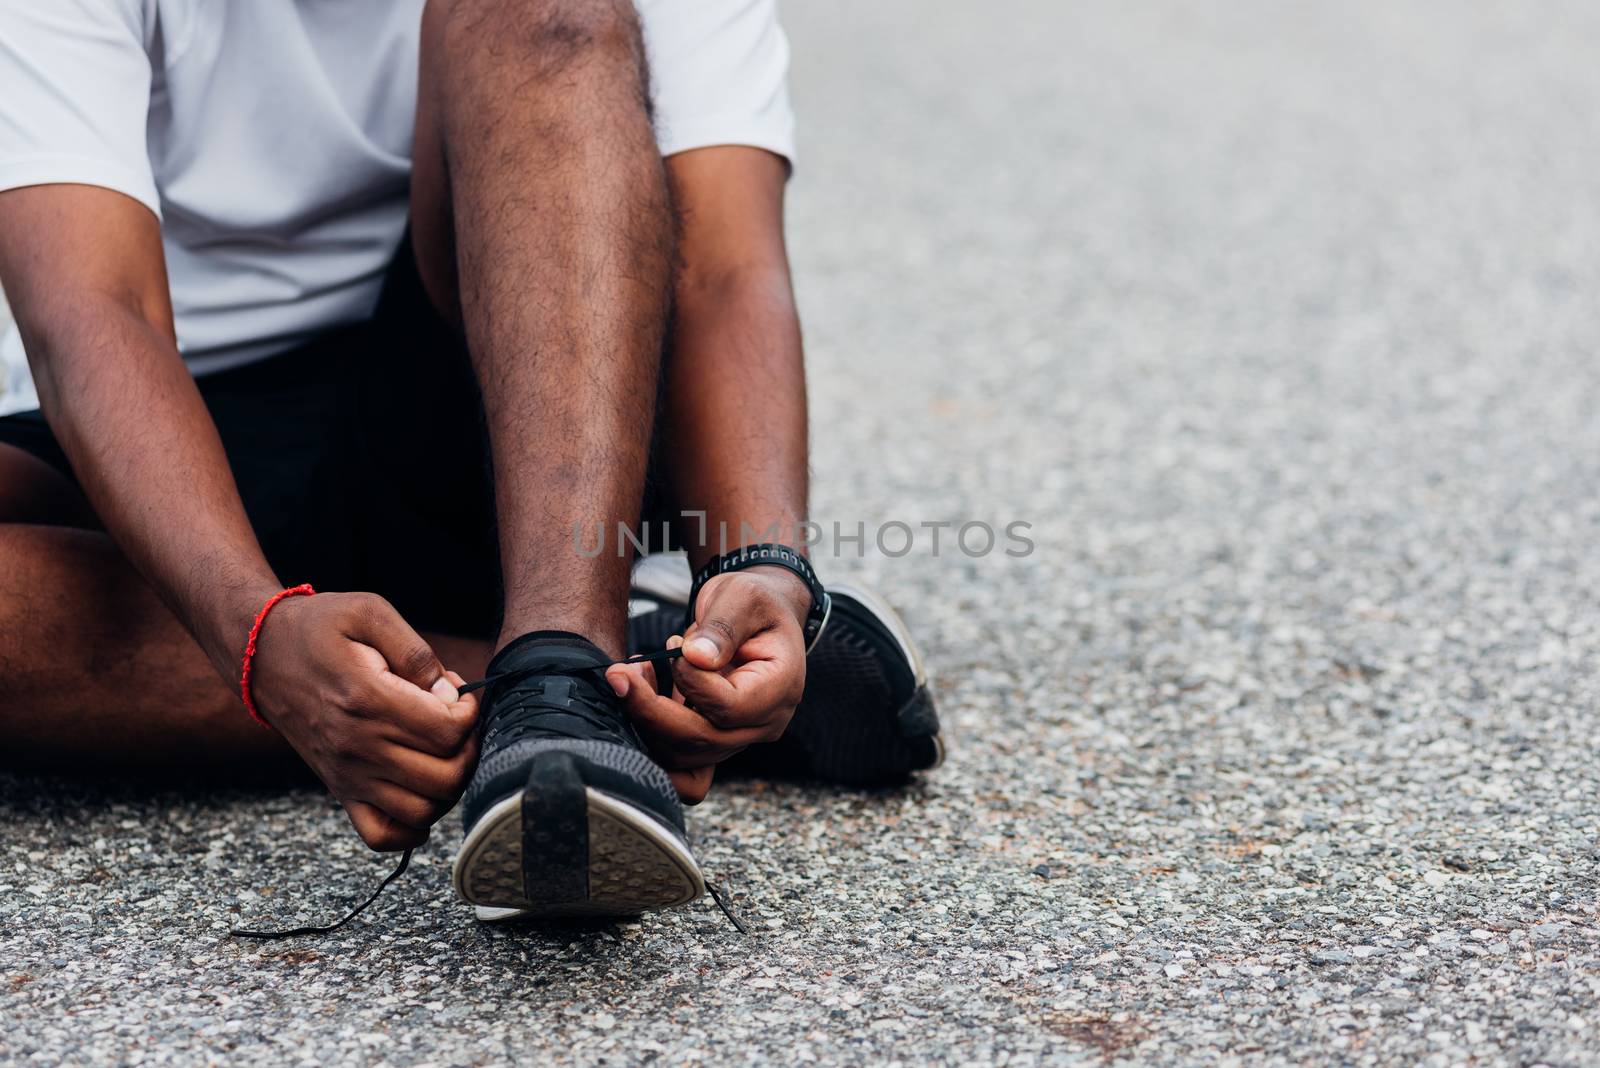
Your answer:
[346,596,451,700]
[684,580,762,670]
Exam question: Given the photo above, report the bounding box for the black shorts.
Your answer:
[0,248,503,638]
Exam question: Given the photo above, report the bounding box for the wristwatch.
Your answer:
[687,543,832,652]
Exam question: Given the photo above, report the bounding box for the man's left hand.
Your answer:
[606,567,809,803]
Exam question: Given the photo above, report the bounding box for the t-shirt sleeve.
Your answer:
[638,0,796,166]
[0,0,159,216]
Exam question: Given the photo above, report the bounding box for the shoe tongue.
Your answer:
[481,631,630,744]
[487,630,612,677]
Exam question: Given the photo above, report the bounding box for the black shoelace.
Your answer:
[230,645,748,939]
[460,648,656,750]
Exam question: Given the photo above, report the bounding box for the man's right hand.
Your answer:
[246,592,480,851]
[0,188,480,852]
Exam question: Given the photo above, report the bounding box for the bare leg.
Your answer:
[1,0,662,764]
[412,0,674,658]
[0,444,293,772]
[0,444,493,774]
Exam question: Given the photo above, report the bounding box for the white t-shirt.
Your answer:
[0,0,794,416]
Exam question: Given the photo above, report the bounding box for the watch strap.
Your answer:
[687,543,831,652]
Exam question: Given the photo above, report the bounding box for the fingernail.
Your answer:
[688,636,719,661]
[431,677,460,704]
[667,634,684,649]
[610,673,629,697]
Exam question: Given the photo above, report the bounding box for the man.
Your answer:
[0,0,941,921]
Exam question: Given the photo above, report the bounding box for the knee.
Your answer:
[432,0,647,83]
[0,442,94,526]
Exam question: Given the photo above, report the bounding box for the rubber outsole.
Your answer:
[453,772,704,918]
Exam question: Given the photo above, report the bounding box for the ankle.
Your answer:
[494,625,622,662]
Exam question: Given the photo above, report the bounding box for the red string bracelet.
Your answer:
[240,584,315,727]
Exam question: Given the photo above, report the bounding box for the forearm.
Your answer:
[664,271,815,631]
[665,269,809,570]
[27,297,279,680]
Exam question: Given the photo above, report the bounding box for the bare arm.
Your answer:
[0,185,276,671]
[663,146,809,579]
[612,147,813,800]
[0,185,476,849]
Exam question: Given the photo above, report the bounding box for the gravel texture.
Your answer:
[5,1,1600,1064]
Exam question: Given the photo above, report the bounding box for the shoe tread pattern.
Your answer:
[521,753,587,904]
[459,790,700,915]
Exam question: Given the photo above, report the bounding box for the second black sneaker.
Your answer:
[452,631,703,919]
[629,554,945,785]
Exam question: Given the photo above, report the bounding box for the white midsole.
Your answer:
[452,786,704,910]
[825,580,928,689]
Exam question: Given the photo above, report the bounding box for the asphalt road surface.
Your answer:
[4,2,1599,1064]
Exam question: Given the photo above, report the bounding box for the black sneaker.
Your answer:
[452,631,704,920]
[629,554,945,785]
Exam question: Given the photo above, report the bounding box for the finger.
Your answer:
[344,800,429,852]
[605,659,658,703]
[683,575,776,671]
[348,644,478,756]
[669,623,744,722]
[443,669,481,737]
[344,594,453,697]
[669,766,715,805]
[363,737,479,802]
[442,669,481,732]
[359,779,453,830]
[607,631,688,702]
[625,684,765,768]
[672,631,802,731]
[668,654,742,724]
[607,655,684,733]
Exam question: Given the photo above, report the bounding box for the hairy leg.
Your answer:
[0,444,293,772]
[413,0,674,658]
